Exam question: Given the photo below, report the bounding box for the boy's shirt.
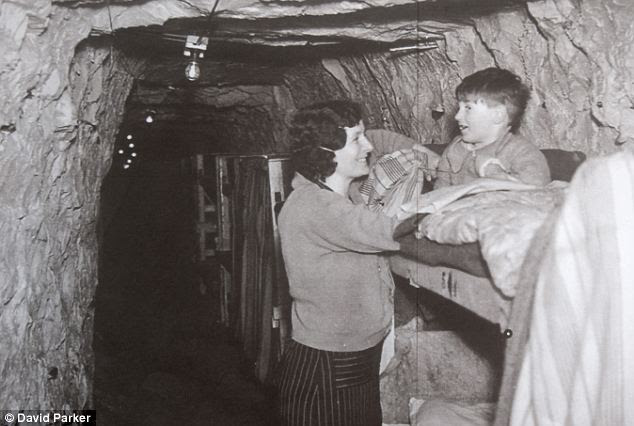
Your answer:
[434,132,550,189]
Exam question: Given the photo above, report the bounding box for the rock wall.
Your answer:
[0,2,133,409]
[280,0,634,156]
[440,0,634,155]
[445,1,600,153]
[322,50,462,144]
[525,0,634,152]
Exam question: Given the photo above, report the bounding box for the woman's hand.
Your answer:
[412,144,440,181]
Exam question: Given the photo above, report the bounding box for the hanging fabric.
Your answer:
[223,157,286,384]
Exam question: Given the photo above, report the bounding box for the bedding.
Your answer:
[395,224,488,278]
[413,181,567,297]
[398,178,541,219]
[388,147,585,298]
[358,138,585,320]
[392,178,567,291]
[409,398,495,426]
[358,147,439,217]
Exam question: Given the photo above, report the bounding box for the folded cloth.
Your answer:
[359,148,433,217]
[350,129,428,204]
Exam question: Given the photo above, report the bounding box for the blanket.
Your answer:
[406,180,567,297]
[358,147,439,217]
[398,178,540,219]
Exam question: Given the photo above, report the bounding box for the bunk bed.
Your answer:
[388,145,587,329]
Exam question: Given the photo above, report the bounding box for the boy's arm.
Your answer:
[477,140,551,185]
[506,145,551,185]
[433,151,452,189]
[433,137,467,189]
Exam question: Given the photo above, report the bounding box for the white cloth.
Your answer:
[510,150,634,425]
[398,178,538,219]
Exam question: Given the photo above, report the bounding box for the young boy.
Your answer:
[434,68,550,189]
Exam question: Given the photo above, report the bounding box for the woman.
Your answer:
[277,100,402,426]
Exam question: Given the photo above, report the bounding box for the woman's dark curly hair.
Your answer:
[289,100,364,182]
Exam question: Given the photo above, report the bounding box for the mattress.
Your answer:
[390,252,512,328]
[391,232,511,326]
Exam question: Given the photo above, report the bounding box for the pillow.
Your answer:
[409,398,495,426]
[541,148,586,182]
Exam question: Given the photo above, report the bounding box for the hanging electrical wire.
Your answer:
[104,0,149,80]
[201,0,222,44]
[101,0,222,81]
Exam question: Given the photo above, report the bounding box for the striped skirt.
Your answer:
[277,339,383,426]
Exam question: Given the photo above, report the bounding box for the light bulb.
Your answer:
[129,143,135,148]
[126,134,133,140]
[145,110,156,124]
[131,152,137,157]
[123,164,130,170]
[185,60,201,81]
[126,159,132,164]
[118,149,124,154]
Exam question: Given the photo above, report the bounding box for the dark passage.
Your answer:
[94,159,276,425]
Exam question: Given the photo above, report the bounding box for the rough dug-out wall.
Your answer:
[277,50,460,154]
[0,0,216,408]
[444,0,634,155]
[0,3,133,408]
[283,0,634,156]
[327,50,462,144]
[524,0,634,153]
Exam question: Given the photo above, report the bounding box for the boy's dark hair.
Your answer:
[289,100,363,182]
[456,68,530,133]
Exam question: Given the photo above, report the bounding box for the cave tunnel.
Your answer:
[2,0,634,425]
